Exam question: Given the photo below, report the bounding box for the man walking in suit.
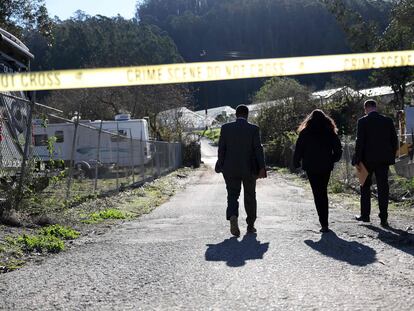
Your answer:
[353,99,398,227]
[216,105,266,237]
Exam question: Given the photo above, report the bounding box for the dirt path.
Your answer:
[0,140,413,310]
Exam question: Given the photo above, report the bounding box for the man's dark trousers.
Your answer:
[224,174,256,227]
[307,171,330,227]
[361,165,389,221]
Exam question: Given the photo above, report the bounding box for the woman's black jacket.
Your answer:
[293,127,343,173]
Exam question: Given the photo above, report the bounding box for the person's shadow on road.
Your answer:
[364,224,414,256]
[304,231,377,266]
[205,234,269,267]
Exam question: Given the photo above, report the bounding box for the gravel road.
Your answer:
[0,139,413,310]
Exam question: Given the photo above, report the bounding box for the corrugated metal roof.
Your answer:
[247,100,285,112]
[359,81,414,97]
[311,86,359,99]
[359,86,394,97]
[195,106,235,118]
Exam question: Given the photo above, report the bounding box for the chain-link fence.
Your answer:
[0,92,32,179]
[326,137,414,202]
[31,113,182,207]
[267,136,414,200]
[0,92,34,211]
[330,137,358,189]
[0,97,183,211]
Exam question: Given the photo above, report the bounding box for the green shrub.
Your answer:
[83,208,128,223]
[39,225,80,240]
[0,259,25,272]
[329,180,345,194]
[264,132,298,169]
[182,141,201,168]
[16,234,65,253]
[203,128,221,145]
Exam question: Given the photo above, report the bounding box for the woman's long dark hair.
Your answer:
[297,109,338,134]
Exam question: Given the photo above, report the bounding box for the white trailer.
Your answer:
[33,115,152,174]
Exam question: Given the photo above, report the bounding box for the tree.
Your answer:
[322,0,414,109]
[253,77,315,142]
[42,84,193,141]
[371,0,414,109]
[42,15,182,70]
[37,15,192,141]
[136,0,393,108]
[0,0,53,40]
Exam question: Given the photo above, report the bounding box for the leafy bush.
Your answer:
[263,132,298,169]
[254,77,315,143]
[39,225,80,240]
[83,208,129,224]
[201,128,221,145]
[3,224,80,257]
[16,234,65,253]
[182,134,201,168]
[322,93,364,135]
[329,180,345,194]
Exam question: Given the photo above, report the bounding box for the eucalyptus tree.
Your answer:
[322,0,414,109]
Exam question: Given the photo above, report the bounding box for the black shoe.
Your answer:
[229,216,240,237]
[320,226,330,233]
[355,215,370,222]
[247,226,257,233]
[380,220,389,228]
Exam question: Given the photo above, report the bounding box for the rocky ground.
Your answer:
[0,140,413,310]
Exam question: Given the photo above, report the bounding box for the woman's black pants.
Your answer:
[306,171,331,227]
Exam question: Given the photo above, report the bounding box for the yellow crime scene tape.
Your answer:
[0,50,413,92]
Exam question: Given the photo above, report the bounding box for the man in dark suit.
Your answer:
[353,99,398,227]
[216,105,266,237]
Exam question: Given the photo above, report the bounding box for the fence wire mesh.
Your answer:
[1,102,183,210]
[34,113,182,207]
[0,91,35,212]
[330,137,358,189]
[330,137,414,202]
[0,92,32,178]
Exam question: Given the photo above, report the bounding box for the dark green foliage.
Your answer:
[183,141,201,168]
[322,93,363,135]
[254,77,316,142]
[254,77,314,168]
[0,0,53,39]
[323,0,414,108]
[264,132,298,168]
[371,0,414,109]
[39,225,80,240]
[16,234,65,253]
[26,14,183,77]
[45,17,182,70]
[137,0,393,108]
[27,16,192,132]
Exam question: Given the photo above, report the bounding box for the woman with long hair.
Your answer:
[293,109,343,232]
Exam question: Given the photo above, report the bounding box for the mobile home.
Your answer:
[33,115,152,175]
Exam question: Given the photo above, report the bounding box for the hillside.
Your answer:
[138,0,393,108]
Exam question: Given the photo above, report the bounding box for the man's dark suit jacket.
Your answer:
[353,111,398,167]
[216,118,265,177]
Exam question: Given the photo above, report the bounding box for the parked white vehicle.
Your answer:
[33,114,152,175]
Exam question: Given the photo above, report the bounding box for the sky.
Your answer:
[44,0,139,20]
